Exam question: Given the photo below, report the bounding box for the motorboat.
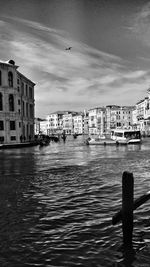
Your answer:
[86,129,142,146]
[86,136,117,145]
[111,129,141,144]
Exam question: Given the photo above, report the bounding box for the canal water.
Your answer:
[0,136,150,267]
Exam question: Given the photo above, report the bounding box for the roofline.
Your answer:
[17,71,36,86]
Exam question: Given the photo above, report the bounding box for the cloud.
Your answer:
[128,2,150,47]
[0,16,149,117]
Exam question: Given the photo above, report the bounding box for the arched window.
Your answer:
[8,71,13,87]
[0,71,1,86]
[9,94,14,111]
[0,93,3,111]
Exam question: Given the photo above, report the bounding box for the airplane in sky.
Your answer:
[65,47,72,51]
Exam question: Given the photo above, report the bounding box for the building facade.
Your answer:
[46,112,64,135]
[62,112,78,134]
[88,107,106,135]
[136,91,150,135]
[0,59,35,144]
[73,113,83,134]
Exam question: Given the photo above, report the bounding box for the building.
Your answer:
[106,105,120,133]
[0,59,35,144]
[62,111,78,134]
[106,105,134,133]
[34,118,45,135]
[116,106,134,128]
[88,107,106,135]
[82,110,89,135]
[73,113,83,134]
[39,119,48,135]
[136,90,150,135]
[46,111,64,135]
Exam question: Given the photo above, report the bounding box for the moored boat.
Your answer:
[86,136,117,145]
[86,129,142,145]
[111,129,141,144]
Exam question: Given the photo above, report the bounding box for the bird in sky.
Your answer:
[65,47,72,50]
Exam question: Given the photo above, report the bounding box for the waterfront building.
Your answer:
[83,110,89,135]
[106,105,120,133]
[136,91,150,135]
[34,118,42,135]
[132,108,139,130]
[116,106,134,128]
[62,111,78,134]
[73,113,83,135]
[88,107,106,135]
[0,59,35,144]
[106,105,134,133]
[39,119,48,135]
[46,111,64,135]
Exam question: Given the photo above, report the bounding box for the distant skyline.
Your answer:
[1,0,150,117]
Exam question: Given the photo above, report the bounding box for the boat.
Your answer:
[86,136,117,145]
[86,129,142,145]
[111,129,141,144]
[73,133,78,139]
[39,139,50,147]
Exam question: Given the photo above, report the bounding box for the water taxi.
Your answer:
[86,129,142,145]
[86,135,117,145]
[111,129,141,144]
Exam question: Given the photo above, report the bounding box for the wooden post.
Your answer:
[122,171,134,249]
[112,190,150,225]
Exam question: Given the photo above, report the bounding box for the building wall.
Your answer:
[73,114,83,134]
[62,113,73,134]
[0,60,35,144]
[88,107,106,135]
[47,113,64,135]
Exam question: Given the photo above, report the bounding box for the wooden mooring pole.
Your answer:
[112,171,150,249]
[122,171,134,249]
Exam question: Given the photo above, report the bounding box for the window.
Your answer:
[0,136,4,142]
[8,71,13,87]
[0,70,1,86]
[26,103,28,117]
[9,94,14,111]
[0,93,3,110]
[26,85,28,96]
[21,82,24,95]
[17,79,20,85]
[11,136,16,141]
[23,101,25,116]
[18,99,20,105]
[10,121,16,130]
[19,122,21,128]
[0,120,4,130]
[29,104,33,117]
[29,87,33,98]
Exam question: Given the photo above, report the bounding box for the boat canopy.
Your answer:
[111,129,141,139]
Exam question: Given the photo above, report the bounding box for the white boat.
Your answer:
[111,129,141,144]
[86,136,117,145]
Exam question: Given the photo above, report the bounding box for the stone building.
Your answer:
[136,90,150,135]
[0,59,35,144]
[88,107,106,135]
[62,111,78,134]
[73,113,83,135]
[46,111,64,135]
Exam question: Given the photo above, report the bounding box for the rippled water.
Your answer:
[0,136,150,266]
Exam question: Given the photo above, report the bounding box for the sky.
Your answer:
[1,0,150,118]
